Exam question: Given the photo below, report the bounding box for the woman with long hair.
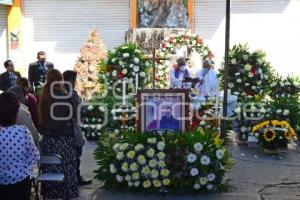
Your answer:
[38,69,78,199]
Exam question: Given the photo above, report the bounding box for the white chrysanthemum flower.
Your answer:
[235,72,240,76]
[133,66,139,72]
[163,179,171,186]
[130,162,138,171]
[190,168,199,176]
[283,109,290,116]
[194,183,201,190]
[201,156,211,166]
[160,169,170,177]
[153,180,162,188]
[236,79,242,83]
[147,137,157,144]
[231,59,237,64]
[113,143,119,152]
[134,181,140,187]
[187,153,197,163]
[141,166,151,176]
[140,72,146,77]
[132,172,140,180]
[257,80,262,85]
[200,121,206,126]
[199,177,208,185]
[127,150,136,159]
[240,126,247,133]
[157,141,165,151]
[216,149,224,160]
[194,143,203,152]
[245,64,251,71]
[137,155,146,165]
[133,57,140,64]
[134,144,144,151]
[129,64,134,68]
[116,175,123,182]
[121,162,129,172]
[146,148,155,158]
[123,53,130,58]
[122,69,127,75]
[143,180,151,188]
[158,161,166,168]
[207,173,216,181]
[157,152,166,160]
[277,109,282,114]
[111,58,117,63]
[207,184,214,190]
[248,73,254,78]
[116,152,124,160]
[151,169,159,179]
[280,82,285,87]
[251,86,256,90]
[125,175,131,182]
[109,164,117,174]
[158,64,164,70]
[270,82,277,87]
[243,55,249,61]
[114,129,120,134]
[149,159,157,168]
[119,143,128,151]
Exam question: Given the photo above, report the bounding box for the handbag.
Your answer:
[72,118,85,147]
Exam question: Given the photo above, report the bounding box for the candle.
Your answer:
[135,74,139,94]
[122,80,126,105]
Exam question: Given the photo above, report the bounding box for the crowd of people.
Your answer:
[0,51,91,200]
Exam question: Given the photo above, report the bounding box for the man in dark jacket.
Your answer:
[28,51,54,89]
[63,70,92,186]
[0,60,21,91]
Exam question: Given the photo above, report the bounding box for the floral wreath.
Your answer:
[155,32,211,88]
[99,43,151,93]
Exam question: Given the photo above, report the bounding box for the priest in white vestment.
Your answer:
[169,57,191,88]
[196,60,219,97]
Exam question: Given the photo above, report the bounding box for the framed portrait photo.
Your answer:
[137,89,190,133]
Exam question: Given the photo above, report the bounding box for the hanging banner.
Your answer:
[0,0,13,5]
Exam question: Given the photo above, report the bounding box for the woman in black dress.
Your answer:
[38,69,78,199]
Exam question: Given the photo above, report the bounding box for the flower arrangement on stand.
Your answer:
[233,102,267,142]
[252,120,297,153]
[269,76,300,99]
[218,44,275,101]
[111,104,137,133]
[155,32,211,88]
[81,103,106,141]
[94,129,233,193]
[218,44,274,142]
[99,43,151,93]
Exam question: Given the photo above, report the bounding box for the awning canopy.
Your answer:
[0,0,13,5]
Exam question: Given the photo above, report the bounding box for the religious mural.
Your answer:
[138,0,189,28]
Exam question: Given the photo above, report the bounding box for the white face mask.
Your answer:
[179,66,186,71]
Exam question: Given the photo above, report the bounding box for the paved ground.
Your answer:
[78,140,300,200]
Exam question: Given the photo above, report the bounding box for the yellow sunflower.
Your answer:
[263,129,276,142]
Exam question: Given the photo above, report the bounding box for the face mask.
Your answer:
[179,66,185,71]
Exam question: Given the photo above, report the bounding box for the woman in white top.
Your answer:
[0,92,39,200]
